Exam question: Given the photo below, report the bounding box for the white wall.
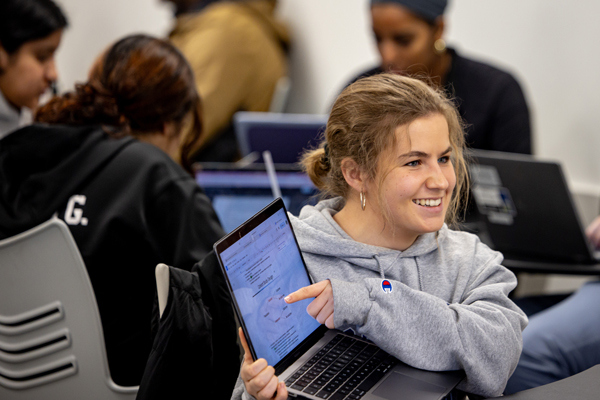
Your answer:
[53,0,173,92]
[53,0,600,194]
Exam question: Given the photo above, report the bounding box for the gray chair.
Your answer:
[0,218,138,399]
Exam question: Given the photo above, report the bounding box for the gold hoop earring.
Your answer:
[360,190,366,211]
[434,38,446,54]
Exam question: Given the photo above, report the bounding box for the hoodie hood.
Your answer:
[0,124,134,238]
[290,197,441,275]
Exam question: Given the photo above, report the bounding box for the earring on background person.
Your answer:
[434,38,446,54]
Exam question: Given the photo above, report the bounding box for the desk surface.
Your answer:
[485,365,600,399]
[502,258,600,275]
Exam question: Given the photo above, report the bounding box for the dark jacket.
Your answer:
[350,48,532,155]
[136,253,240,400]
[0,124,226,385]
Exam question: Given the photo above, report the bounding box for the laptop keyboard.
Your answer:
[284,334,398,400]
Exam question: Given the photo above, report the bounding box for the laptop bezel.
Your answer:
[213,197,328,375]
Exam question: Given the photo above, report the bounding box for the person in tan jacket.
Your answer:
[166,0,289,162]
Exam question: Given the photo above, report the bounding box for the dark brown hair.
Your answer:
[0,0,67,54]
[302,73,468,224]
[35,34,201,173]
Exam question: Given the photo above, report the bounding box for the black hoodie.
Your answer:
[0,124,225,385]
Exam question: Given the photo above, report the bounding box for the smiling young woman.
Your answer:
[232,74,527,400]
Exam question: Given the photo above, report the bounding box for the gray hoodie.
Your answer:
[232,197,527,398]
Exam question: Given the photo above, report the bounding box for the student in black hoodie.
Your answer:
[0,35,229,387]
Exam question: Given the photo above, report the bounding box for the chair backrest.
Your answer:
[0,218,137,399]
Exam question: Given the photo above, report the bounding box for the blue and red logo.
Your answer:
[381,280,392,293]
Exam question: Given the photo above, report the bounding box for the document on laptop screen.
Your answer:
[220,208,321,366]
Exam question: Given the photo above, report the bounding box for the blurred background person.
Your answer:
[0,34,225,386]
[166,0,289,162]
[0,0,67,139]
[350,0,531,154]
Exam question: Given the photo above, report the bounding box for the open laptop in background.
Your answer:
[195,162,318,233]
[233,112,328,164]
[214,198,465,400]
[470,150,600,264]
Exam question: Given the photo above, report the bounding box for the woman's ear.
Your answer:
[433,17,445,41]
[340,157,367,192]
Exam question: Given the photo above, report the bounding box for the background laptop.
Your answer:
[195,162,318,233]
[233,112,328,164]
[214,198,464,400]
[470,150,599,264]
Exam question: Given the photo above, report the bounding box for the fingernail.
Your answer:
[284,296,291,303]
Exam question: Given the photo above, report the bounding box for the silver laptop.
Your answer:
[214,198,464,400]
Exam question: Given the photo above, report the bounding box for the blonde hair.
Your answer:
[301,73,469,224]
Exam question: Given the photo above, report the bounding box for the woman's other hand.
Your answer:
[239,328,287,400]
[285,280,335,329]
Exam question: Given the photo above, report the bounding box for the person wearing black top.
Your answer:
[350,0,531,154]
[0,35,239,392]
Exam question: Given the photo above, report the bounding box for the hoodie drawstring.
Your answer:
[373,255,385,279]
[414,257,423,291]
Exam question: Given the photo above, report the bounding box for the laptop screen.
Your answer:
[217,203,321,367]
[234,112,328,164]
[196,168,318,233]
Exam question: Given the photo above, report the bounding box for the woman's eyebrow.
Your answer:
[399,146,452,159]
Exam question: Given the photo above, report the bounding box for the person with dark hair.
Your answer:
[349,0,532,154]
[165,0,289,162]
[0,0,67,138]
[0,34,232,386]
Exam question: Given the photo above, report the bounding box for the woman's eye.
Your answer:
[438,156,450,164]
[393,35,412,47]
[406,160,420,167]
[36,53,51,62]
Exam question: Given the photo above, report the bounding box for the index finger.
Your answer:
[239,327,253,363]
[284,280,329,304]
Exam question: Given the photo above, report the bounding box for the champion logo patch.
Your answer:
[381,279,392,293]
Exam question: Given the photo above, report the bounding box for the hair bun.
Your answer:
[320,144,331,171]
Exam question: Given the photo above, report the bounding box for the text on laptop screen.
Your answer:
[220,208,321,366]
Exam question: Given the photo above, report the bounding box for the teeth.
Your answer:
[413,199,441,207]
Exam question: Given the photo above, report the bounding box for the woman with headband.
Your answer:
[351,0,531,155]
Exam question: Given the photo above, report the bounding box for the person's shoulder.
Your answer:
[198,1,272,34]
[346,66,383,87]
[438,225,500,259]
[115,140,191,183]
[450,48,521,88]
[438,225,479,245]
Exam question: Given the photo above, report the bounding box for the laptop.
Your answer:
[195,163,318,233]
[214,198,465,400]
[233,112,328,164]
[470,150,600,264]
